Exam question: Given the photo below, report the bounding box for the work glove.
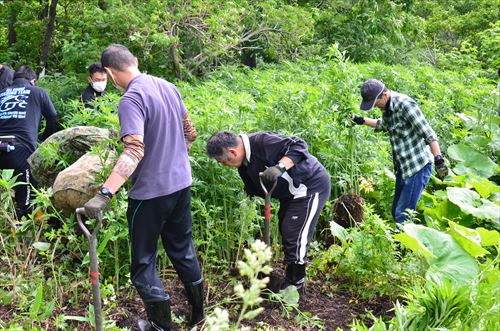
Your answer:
[434,155,448,180]
[261,165,285,186]
[352,116,365,125]
[83,192,111,219]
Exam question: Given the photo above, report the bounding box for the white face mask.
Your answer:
[107,70,126,93]
[91,80,107,93]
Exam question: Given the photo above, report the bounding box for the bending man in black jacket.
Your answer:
[206,131,331,290]
[0,65,58,219]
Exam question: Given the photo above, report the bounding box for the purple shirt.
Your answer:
[118,74,191,200]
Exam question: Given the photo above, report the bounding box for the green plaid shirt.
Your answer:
[375,92,437,179]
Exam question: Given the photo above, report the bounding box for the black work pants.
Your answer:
[278,171,331,265]
[0,144,36,218]
[127,186,202,303]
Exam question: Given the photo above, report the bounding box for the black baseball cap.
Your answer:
[360,79,385,111]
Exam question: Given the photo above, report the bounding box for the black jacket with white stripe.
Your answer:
[238,132,330,201]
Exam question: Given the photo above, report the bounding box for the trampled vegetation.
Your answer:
[0,1,499,330]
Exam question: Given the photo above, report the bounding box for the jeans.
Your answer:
[392,163,432,225]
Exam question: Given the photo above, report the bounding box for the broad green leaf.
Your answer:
[419,193,464,224]
[476,227,500,246]
[447,187,500,224]
[449,174,500,198]
[394,233,436,258]
[33,242,51,252]
[467,135,491,149]
[448,221,490,257]
[397,224,479,285]
[329,221,349,244]
[279,285,300,306]
[462,175,500,198]
[447,143,498,178]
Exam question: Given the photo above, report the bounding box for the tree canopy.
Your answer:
[1,0,498,80]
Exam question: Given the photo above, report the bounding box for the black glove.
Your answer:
[352,116,365,125]
[261,165,285,186]
[434,155,448,180]
[83,191,111,219]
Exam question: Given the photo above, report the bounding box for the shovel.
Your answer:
[259,175,277,246]
[76,207,103,331]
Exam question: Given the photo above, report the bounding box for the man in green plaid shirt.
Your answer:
[353,79,448,225]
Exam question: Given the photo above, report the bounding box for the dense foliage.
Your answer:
[0,0,499,330]
[1,0,499,79]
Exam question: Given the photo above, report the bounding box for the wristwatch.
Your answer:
[277,162,287,173]
[99,186,113,199]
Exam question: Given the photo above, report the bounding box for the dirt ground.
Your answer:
[0,265,394,330]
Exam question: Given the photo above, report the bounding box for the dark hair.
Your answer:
[206,131,240,159]
[88,63,106,75]
[14,65,36,81]
[377,87,389,99]
[101,44,136,71]
[498,67,500,77]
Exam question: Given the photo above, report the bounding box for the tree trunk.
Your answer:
[7,2,17,46]
[242,50,257,69]
[170,43,182,80]
[98,0,107,10]
[39,0,49,20]
[241,36,257,69]
[39,0,58,69]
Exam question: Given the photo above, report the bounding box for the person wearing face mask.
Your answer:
[0,65,59,219]
[80,63,107,109]
[82,44,200,331]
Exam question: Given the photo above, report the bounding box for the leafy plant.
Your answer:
[353,222,499,331]
[395,223,480,285]
[311,204,423,298]
[447,143,498,178]
[447,187,499,227]
[203,239,272,330]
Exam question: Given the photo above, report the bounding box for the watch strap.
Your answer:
[99,186,113,199]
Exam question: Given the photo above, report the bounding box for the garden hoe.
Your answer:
[259,174,277,246]
[76,207,104,331]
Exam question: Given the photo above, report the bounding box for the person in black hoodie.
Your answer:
[0,65,58,219]
[0,64,14,90]
[80,63,107,109]
[206,131,331,291]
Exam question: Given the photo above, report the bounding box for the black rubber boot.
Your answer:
[137,300,172,331]
[283,263,306,293]
[184,281,204,325]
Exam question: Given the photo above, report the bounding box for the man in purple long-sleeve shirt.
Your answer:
[83,44,202,331]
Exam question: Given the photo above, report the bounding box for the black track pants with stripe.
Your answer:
[0,144,36,218]
[127,186,202,303]
[278,172,330,265]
